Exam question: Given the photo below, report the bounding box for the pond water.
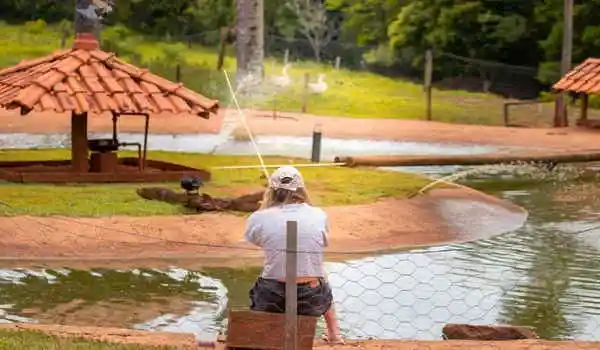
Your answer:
[0,132,523,159]
[1,167,600,342]
[0,131,528,177]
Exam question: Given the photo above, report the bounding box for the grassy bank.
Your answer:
[0,149,430,217]
[0,329,180,350]
[0,23,570,126]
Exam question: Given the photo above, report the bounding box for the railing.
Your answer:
[503,100,554,127]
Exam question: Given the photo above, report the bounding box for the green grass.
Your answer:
[0,22,558,125]
[0,149,431,217]
[0,329,181,350]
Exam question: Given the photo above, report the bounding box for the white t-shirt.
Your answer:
[244,203,329,279]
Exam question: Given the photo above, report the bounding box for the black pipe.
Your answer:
[111,113,118,143]
[143,114,149,170]
[119,142,143,171]
[311,125,322,163]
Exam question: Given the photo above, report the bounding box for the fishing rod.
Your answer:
[222,70,271,180]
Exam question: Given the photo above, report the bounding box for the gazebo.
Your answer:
[553,58,599,128]
[0,32,220,183]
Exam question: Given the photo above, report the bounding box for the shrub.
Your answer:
[101,24,136,57]
[25,19,47,35]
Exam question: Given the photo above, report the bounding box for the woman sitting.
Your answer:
[244,166,343,343]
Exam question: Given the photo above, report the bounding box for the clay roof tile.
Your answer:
[0,48,218,118]
[554,58,600,94]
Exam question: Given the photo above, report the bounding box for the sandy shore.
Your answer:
[0,186,525,266]
[2,107,600,150]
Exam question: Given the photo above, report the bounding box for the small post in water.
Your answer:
[285,220,299,350]
[311,123,322,163]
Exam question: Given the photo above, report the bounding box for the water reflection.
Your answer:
[0,267,228,342]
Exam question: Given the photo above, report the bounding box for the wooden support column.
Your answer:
[71,112,89,172]
[581,93,589,122]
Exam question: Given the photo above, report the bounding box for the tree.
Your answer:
[534,0,600,84]
[235,0,264,86]
[287,0,337,62]
[387,0,540,88]
[328,0,407,46]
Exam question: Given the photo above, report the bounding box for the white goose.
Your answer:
[271,63,292,88]
[308,73,328,94]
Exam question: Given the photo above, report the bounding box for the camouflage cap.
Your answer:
[270,166,305,191]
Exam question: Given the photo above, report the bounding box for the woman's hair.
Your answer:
[259,186,312,209]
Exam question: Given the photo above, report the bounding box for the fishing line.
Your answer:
[222,70,270,181]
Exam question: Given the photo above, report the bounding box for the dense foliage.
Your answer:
[1,0,598,85]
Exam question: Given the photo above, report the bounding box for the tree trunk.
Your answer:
[235,0,264,86]
[313,44,321,62]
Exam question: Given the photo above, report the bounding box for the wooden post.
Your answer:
[284,49,290,65]
[285,220,299,350]
[556,0,573,127]
[217,27,228,71]
[302,73,309,113]
[424,49,433,121]
[503,103,509,127]
[71,112,89,173]
[335,56,341,70]
[175,64,181,82]
[581,93,589,122]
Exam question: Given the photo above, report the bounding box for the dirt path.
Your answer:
[0,187,525,266]
[2,107,600,150]
[2,324,599,350]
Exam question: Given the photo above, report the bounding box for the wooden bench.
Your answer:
[223,309,318,350]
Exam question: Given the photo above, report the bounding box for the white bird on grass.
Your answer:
[308,73,328,94]
[270,63,292,88]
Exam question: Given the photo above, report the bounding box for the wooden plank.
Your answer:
[226,310,317,350]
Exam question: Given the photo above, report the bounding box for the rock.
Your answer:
[442,324,538,340]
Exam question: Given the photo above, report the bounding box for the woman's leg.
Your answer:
[323,304,343,342]
[299,277,343,343]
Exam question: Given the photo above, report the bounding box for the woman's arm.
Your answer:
[244,212,263,247]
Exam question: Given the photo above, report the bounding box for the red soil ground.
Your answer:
[2,324,599,350]
[0,186,524,266]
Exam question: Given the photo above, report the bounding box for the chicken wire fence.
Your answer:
[2,203,600,345]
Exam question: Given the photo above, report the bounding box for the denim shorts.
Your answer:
[249,277,333,317]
